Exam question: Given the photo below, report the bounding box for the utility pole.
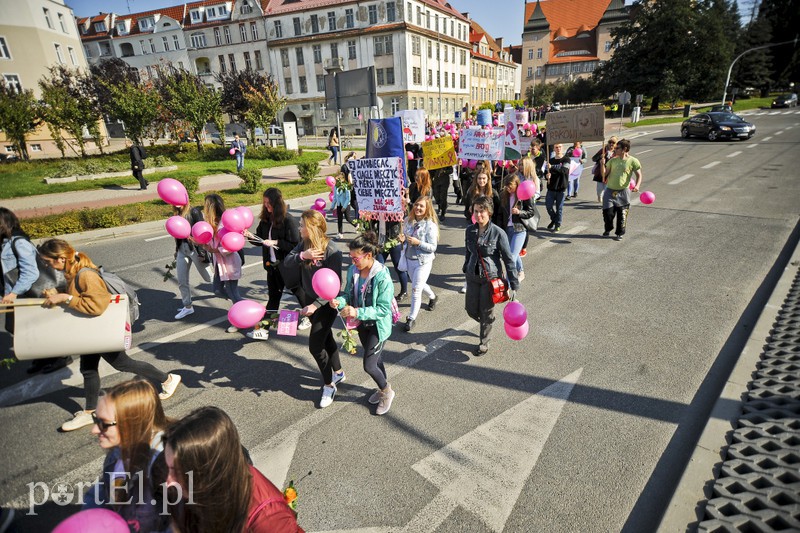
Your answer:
[722,38,798,105]
[437,14,442,124]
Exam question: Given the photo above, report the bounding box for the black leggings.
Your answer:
[81,351,169,410]
[308,305,341,385]
[358,325,387,389]
[336,205,355,233]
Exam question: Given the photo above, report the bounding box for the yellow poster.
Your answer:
[421,137,457,170]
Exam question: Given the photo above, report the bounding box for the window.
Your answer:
[31,144,42,152]
[251,22,259,41]
[162,36,170,51]
[274,20,282,38]
[391,97,399,114]
[412,67,421,84]
[427,40,432,58]
[376,69,384,86]
[316,74,324,92]
[224,27,232,44]
[604,41,612,53]
[526,66,532,78]
[426,10,430,29]
[429,98,433,112]
[387,2,396,22]
[299,76,307,93]
[387,67,394,85]
[191,10,201,22]
[313,45,322,63]
[368,5,377,24]
[244,51,252,70]
[150,39,156,53]
[352,107,360,119]
[43,8,53,29]
[436,71,440,87]
[83,44,92,58]
[428,69,432,86]
[140,40,148,54]
[240,1,253,14]
[528,49,533,60]
[218,5,228,15]
[95,22,107,32]
[228,53,237,72]
[411,36,420,56]
[436,42,439,60]
[218,55,226,73]
[0,37,10,59]
[54,43,65,64]
[310,15,319,33]
[191,33,207,48]
[443,45,447,62]
[416,7,421,25]
[254,50,263,70]
[293,17,301,36]
[240,24,247,42]
[327,11,336,30]
[116,22,126,34]
[67,46,77,65]
[373,36,392,56]
[460,74,466,89]
[214,27,222,45]
[345,9,354,28]
[173,35,181,50]
[411,96,416,109]
[284,77,293,94]
[295,47,304,65]
[407,2,412,22]
[178,61,184,69]
[280,48,289,67]
[461,50,466,65]
[3,74,21,93]
[451,20,454,37]
[537,48,542,59]
[58,13,67,33]
[452,72,455,87]
[435,14,439,32]
[348,40,356,60]
[206,7,216,18]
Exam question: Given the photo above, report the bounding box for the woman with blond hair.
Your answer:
[84,379,174,532]
[398,196,439,332]
[283,210,344,408]
[163,406,303,533]
[203,193,243,332]
[39,239,181,432]
[172,203,213,321]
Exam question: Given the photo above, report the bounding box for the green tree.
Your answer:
[0,86,40,161]
[158,67,222,151]
[242,79,286,145]
[217,70,280,143]
[90,58,139,119]
[103,80,161,144]
[754,0,800,89]
[732,14,774,96]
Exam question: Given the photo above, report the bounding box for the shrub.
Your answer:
[152,155,171,167]
[239,168,263,194]
[297,161,320,184]
[52,161,82,179]
[176,175,200,196]
[247,146,296,161]
[78,209,122,229]
[22,214,83,239]
[83,160,104,175]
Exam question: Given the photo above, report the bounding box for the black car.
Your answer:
[771,93,798,108]
[680,112,756,141]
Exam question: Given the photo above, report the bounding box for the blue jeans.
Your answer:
[235,153,244,172]
[505,227,525,273]
[545,190,566,227]
[568,177,580,197]
[329,146,339,163]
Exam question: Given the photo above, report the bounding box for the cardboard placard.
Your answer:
[348,157,405,221]
[457,128,505,161]
[394,109,426,143]
[421,137,457,170]
[277,310,299,336]
[545,106,606,144]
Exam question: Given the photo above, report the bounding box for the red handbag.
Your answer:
[477,245,510,304]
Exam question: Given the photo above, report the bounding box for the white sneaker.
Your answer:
[297,316,312,330]
[61,411,94,432]
[175,307,194,320]
[319,384,336,408]
[518,271,525,282]
[246,328,269,340]
[226,325,239,333]
[336,233,344,239]
[159,373,182,400]
[332,370,346,385]
[460,283,467,294]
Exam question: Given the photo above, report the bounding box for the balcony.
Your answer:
[324,57,344,72]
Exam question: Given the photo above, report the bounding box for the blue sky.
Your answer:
[66,0,754,47]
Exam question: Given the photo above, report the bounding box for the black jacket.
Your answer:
[250,212,300,268]
[283,241,342,307]
[129,145,145,171]
[498,195,536,233]
[464,190,502,227]
[547,154,571,191]
[462,222,519,290]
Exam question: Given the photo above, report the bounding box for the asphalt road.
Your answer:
[1,109,798,532]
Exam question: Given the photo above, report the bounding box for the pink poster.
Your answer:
[277,310,299,336]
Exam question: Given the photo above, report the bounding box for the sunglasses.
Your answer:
[92,412,117,431]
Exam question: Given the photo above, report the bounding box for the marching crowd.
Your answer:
[0,134,643,531]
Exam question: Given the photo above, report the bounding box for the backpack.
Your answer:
[76,267,141,323]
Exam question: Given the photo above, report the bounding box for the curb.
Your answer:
[657,234,800,531]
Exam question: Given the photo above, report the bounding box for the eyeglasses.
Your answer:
[349,253,367,262]
[92,412,117,431]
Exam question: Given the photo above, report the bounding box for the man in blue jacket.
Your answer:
[231,134,247,173]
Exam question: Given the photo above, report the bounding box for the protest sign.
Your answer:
[348,157,405,221]
[458,128,504,161]
[421,136,457,170]
[395,109,426,143]
[277,310,299,336]
[504,105,521,160]
[545,106,605,144]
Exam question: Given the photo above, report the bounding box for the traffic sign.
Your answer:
[619,91,631,105]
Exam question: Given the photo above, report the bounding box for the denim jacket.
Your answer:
[463,223,519,290]
[1,235,39,297]
[402,219,438,265]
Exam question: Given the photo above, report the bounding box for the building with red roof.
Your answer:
[466,16,520,109]
[521,0,629,104]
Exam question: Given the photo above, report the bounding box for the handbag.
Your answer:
[520,202,540,232]
[476,243,510,305]
[397,244,408,272]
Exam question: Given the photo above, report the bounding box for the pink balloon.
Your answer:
[629,180,636,191]
[572,148,582,158]
[517,180,537,200]
[503,301,527,328]
[165,215,191,239]
[329,191,335,201]
[425,135,431,141]
[314,198,326,209]
[493,119,499,126]
[469,160,478,169]
[227,299,266,329]
[221,208,247,233]
[229,148,236,155]
[640,191,655,204]
[325,175,336,187]
[217,226,230,240]
[191,221,213,244]
[312,267,340,301]
[221,231,245,252]
[53,508,130,533]
[523,123,531,131]
[505,320,529,341]
[407,151,414,160]
[237,206,254,228]
[156,178,189,207]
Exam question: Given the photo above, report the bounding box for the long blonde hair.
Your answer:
[300,209,329,254]
[203,194,225,231]
[38,238,98,281]
[520,156,536,181]
[407,196,440,238]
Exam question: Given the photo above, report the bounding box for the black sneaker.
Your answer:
[602,231,610,237]
[404,318,415,332]
[42,356,73,374]
[396,291,408,302]
[427,295,437,311]
[615,234,623,241]
[547,222,555,230]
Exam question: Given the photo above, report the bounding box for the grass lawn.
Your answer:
[20,178,332,239]
[625,96,777,128]
[0,150,327,200]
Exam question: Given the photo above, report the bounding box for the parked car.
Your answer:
[771,93,798,108]
[680,112,756,141]
[209,133,235,145]
[710,104,733,113]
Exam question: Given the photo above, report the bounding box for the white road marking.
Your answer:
[762,136,773,142]
[637,149,653,155]
[727,151,742,158]
[669,174,694,185]
[774,131,783,135]
[701,161,720,169]
[746,143,758,149]
[115,255,173,272]
[143,234,171,242]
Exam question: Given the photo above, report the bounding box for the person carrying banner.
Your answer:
[431,166,451,221]
[545,144,571,232]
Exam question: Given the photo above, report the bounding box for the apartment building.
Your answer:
[0,0,107,158]
[467,18,519,108]
[521,0,628,101]
[264,0,472,136]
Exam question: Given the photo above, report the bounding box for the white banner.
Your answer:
[504,105,521,160]
[348,157,405,221]
[545,106,606,144]
[394,109,426,143]
[458,128,505,161]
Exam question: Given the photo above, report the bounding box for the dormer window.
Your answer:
[94,21,106,32]
[116,21,127,34]
[240,0,253,14]
[207,7,217,18]
[190,10,202,21]
[218,5,228,15]
[139,17,154,30]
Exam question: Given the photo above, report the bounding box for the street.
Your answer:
[1,110,799,532]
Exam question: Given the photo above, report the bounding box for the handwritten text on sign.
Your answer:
[545,106,605,144]
[421,137,457,170]
[348,157,405,221]
[458,128,504,161]
[395,109,426,143]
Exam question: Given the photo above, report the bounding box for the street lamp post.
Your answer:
[722,38,798,105]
